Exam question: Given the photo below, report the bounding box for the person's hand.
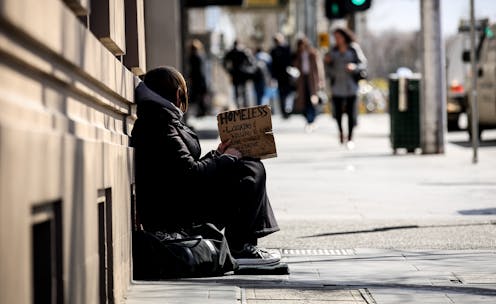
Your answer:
[310,94,319,106]
[224,147,242,159]
[217,139,231,154]
[324,53,332,64]
[346,63,357,72]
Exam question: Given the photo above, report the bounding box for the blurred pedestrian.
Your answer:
[270,33,292,118]
[253,46,272,106]
[222,40,251,108]
[324,27,367,149]
[293,36,325,132]
[187,39,208,117]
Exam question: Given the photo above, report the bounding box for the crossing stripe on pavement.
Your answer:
[282,249,356,256]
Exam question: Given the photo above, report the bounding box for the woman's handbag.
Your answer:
[132,223,238,279]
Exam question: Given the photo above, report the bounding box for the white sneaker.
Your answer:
[233,244,281,266]
[346,141,355,150]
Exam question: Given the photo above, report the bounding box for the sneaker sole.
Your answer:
[235,258,281,267]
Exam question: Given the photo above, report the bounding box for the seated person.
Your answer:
[130,66,280,266]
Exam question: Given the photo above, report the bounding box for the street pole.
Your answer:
[304,0,317,47]
[469,0,479,163]
[420,0,446,154]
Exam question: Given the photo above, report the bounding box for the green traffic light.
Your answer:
[331,3,339,15]
[485,26,494,38]
[351,0,366,6]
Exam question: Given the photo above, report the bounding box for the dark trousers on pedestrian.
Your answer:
[277,80,291,118]
[332,95,357,141]
[303,75,316,124]
[233,82,248,108]
[254,80,265,106]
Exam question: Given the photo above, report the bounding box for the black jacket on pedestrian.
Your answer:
[223,46,251,85]
[270,44,291,85]
[131,82,279,246]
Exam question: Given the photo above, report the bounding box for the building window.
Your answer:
[130,183,138,231]
[32,201,63,304]
[97,188,114,304]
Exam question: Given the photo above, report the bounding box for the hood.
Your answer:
[135,81,183,119]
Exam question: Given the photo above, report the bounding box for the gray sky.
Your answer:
[366,0,496,37]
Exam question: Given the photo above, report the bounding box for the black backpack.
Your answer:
[132,223,238,279]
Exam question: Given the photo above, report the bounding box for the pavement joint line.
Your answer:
[239,287,247,304]
[445,293,456,304]
[359,288,377,304]
[451,272,464,284]
[324,283,496,296]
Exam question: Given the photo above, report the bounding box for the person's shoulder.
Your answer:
[349,42,363,52]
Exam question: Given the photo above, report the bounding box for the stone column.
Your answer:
[144,0,183,72]
[420,0,446,154]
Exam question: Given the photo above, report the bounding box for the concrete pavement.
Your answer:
[125,248,496,303]
[125,113,496,303]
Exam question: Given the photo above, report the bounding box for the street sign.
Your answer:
[318,32,330,48]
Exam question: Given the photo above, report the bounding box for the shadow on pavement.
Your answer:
[449,139,496,148]
[458,208,496,215]
[299,222,495,238]
[342,152,396,159]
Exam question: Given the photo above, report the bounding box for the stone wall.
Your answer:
[0,0,151,303]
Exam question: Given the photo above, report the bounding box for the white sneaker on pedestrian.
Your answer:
[232,244,281,266]
[346,140,355,150]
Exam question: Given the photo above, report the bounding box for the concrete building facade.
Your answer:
[0,0,182,303]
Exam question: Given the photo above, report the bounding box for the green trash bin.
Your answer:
[388,73,421,154]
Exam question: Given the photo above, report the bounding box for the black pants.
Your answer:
[277,79,291,118]
[190,90,208,117]
[332,95,357,140]
[233,82,248,108]
[196,159,279,250]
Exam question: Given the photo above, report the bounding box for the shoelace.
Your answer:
[246,245,273,258]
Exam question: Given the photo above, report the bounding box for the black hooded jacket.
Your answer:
[131,82,238,231]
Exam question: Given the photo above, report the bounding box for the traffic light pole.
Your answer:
[469,0,479,163]
[347,12,355,32]
[304,0,317,47]
[420,0,446,154]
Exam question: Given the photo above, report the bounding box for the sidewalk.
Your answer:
[125,113,496,303]
[125,248,496,303]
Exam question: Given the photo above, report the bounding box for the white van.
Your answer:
[462,21,496,140]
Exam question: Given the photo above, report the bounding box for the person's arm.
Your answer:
[222,51,232,73]
[323,51,332,65]
[350,42,368,75]
[165,121,239,178]
[312,50,325,90]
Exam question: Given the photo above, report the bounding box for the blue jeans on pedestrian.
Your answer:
[303,75,316,123]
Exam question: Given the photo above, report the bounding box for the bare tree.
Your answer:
[360,30,421,79]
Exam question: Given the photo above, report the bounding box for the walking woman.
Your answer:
[293,36,325,132]
[325,27,367,148]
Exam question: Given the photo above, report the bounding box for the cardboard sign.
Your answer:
[217,105,277,159]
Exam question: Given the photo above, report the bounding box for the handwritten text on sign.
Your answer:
[217,105,277,159]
